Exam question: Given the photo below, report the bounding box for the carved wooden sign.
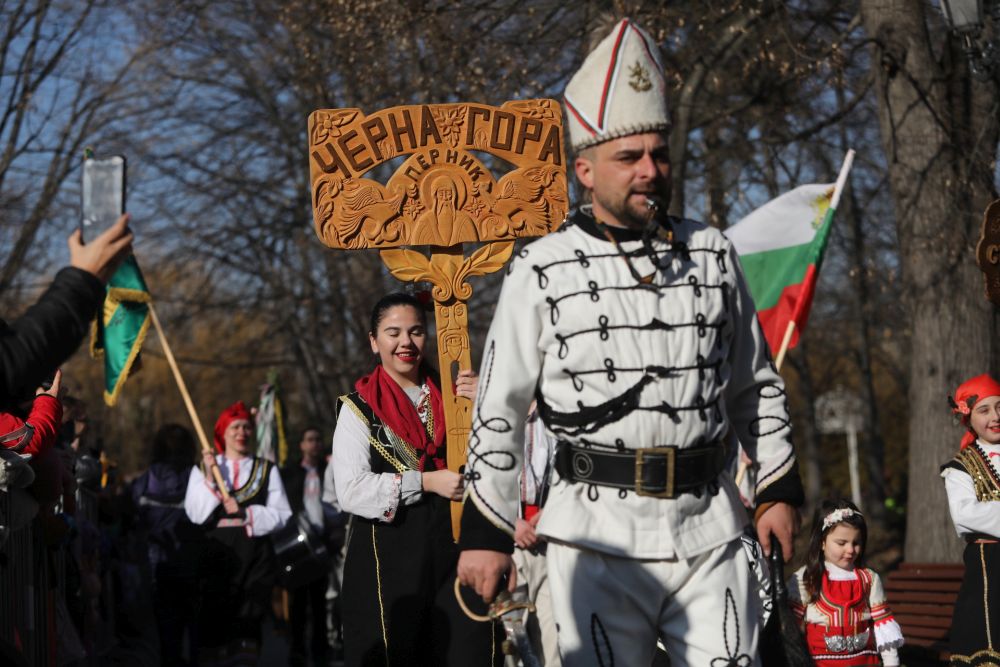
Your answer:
[307,100,567,538]
[976,199,1000,306]
[308,100,566,248]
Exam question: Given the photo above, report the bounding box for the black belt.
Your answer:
[554,441,727,499]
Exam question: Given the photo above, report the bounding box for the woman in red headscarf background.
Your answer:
[941,374,1000,665]
[331,292,500,666]
[184,400,292,666]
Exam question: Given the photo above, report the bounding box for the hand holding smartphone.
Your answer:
[71,153,133,283]
[81,155,126,242]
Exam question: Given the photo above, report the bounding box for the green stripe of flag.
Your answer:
[739,207,834,311]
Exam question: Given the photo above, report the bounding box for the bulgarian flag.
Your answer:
[726,151,854,363]
[90,256,151,406]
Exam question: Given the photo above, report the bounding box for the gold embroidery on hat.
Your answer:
[628,61,652,92]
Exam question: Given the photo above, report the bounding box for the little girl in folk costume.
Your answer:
[941,374,1000,665]
[787,499,904,666]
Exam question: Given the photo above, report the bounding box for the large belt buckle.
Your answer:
[634,447,676,499]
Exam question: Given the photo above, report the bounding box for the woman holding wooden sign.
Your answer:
[331,292,499,666]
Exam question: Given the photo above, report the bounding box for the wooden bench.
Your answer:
[884,562,964,667]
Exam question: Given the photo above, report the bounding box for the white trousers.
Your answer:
[546,538,761,667]
[513,546,562,666]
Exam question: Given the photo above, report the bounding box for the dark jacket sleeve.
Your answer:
[458,498,515,554]
[0,267,104,405]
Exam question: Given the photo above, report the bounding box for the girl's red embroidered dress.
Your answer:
[788,562,904,666]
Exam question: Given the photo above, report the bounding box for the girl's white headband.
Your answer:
[822,508,863,531]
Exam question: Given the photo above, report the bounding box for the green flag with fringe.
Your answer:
[91,256,151,406]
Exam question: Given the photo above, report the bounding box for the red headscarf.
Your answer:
[355,365,447,471]
[214,401,252,453]
[951,374,1000,449]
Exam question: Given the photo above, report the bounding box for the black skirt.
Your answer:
[198,525,276,647]
[949,541,1000,666]
[341,494,500,667]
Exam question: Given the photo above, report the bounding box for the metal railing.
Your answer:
[0,490,53,666]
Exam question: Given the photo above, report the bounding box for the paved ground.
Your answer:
[258,616,343,667]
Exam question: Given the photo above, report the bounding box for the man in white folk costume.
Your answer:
[457,18,804,667]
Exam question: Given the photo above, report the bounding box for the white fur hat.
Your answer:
[563,18,670,152]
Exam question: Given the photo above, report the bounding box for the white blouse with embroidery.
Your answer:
[941,440,1000,539]
[184,454,292,537]
[330,385,428,523]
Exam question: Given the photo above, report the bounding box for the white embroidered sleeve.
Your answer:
[400,471,423,503]
[942,467,1000,538]
[724,244,797,500]
[244,466,292,537]
[880,647,900,666]
[184,464,222,525]
[322,455,341,510]
[466,252,544,537]
[867,570,904,655]
[332,404,409,522]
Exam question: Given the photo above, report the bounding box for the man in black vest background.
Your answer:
[280,426,344,665]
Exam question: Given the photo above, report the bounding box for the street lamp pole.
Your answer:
[817,388,865,512]
[845,427,862,509]
[938,0,1000,79]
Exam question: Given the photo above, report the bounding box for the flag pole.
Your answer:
[772,149,855,373]
[774,321,796,371]
[148,303,230,499]
[736,150,856,487]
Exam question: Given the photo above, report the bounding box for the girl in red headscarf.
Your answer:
[941,373,1000,665]
[184,400,292,665]
[331,292,500,667]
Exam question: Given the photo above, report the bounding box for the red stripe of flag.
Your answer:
[756,263,820,355]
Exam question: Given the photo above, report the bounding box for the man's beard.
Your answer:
[595,187,669,228]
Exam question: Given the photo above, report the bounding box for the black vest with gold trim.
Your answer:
[208,456,273,530]
[942,444,1000,502]
[338,391,446,475]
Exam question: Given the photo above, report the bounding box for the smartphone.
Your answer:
[81,155,126,241]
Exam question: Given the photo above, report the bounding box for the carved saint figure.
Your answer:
[410,169,479,247]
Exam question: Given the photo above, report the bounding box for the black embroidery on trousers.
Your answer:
[710,588,752,667]
[590,613,614,667]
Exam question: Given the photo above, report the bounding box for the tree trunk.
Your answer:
[860,0,1000,562]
